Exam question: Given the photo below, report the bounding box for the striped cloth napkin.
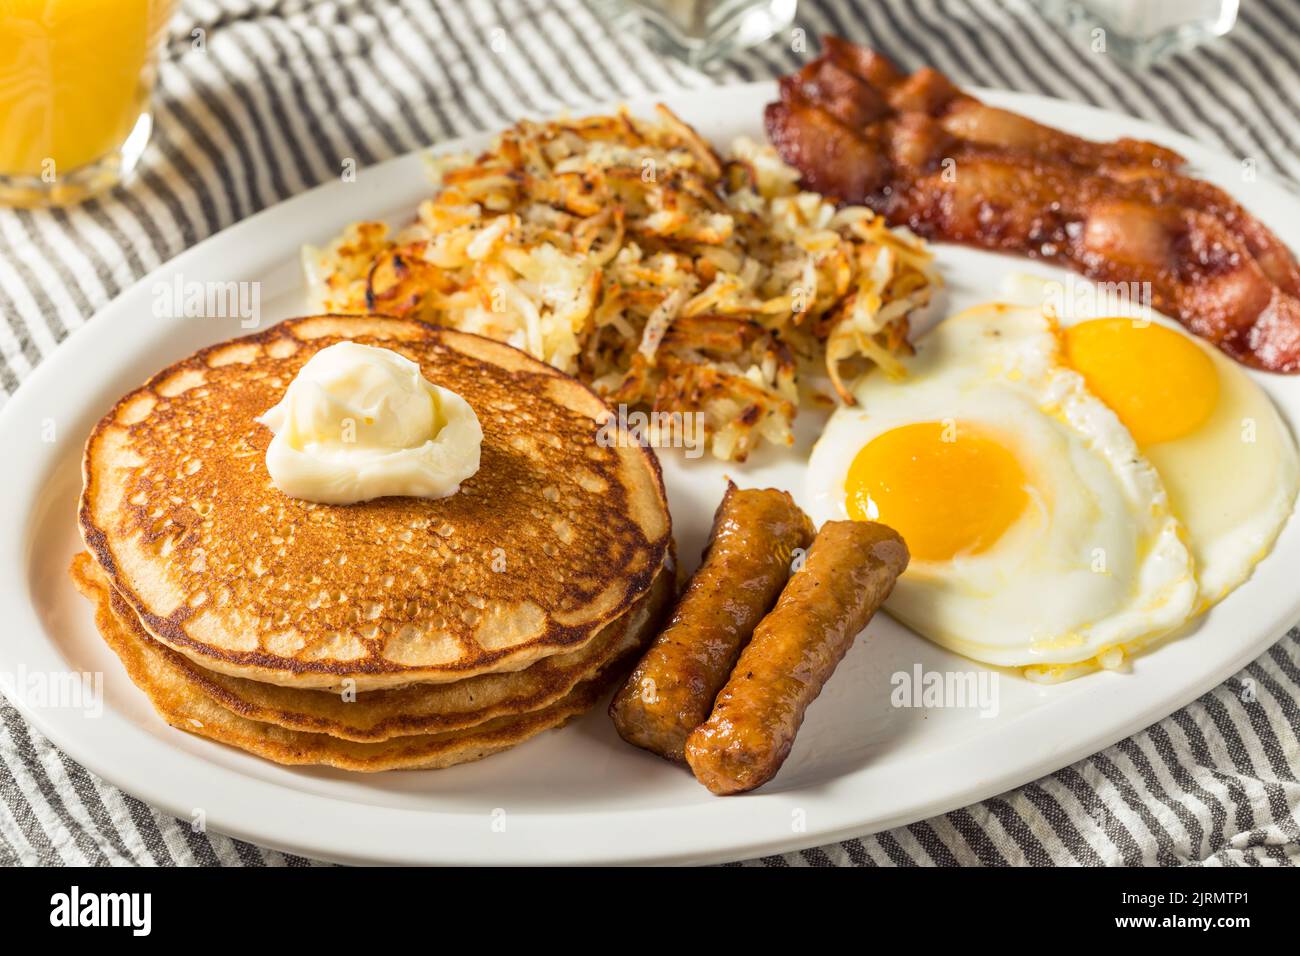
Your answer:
[2,0,1298,866]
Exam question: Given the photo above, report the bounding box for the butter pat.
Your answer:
[258,342,481,504]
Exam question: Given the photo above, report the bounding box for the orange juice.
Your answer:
[0,0,174,201]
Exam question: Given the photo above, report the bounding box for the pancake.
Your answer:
[72,552,646,771]
[72,551,673,741]
[79,315,671,690]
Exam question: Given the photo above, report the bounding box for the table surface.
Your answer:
[2,0,1299,866]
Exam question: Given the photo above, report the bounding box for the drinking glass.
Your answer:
[1038,0,1239,68]
[589,0,798,69]
[0,0,177,207]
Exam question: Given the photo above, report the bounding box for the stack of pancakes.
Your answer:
[73,316,673,771]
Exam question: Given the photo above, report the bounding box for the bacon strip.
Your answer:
[765,37,1300,373]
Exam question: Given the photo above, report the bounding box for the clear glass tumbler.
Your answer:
[1038,0,1239,68]
[0,0,177,208]
[590,0,798,69]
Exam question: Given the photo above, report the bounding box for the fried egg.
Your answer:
[806,303,1198,676]
[1004,273,1300,605]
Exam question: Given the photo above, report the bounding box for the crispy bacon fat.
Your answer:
[767,37,1300,373]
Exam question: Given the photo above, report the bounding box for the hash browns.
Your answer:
[304,105,938,461]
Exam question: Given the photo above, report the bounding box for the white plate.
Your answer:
[3,83,1299,866]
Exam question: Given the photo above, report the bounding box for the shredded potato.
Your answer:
[303,105,938,461]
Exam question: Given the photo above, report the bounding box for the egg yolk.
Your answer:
[1064,318,1218,446]
[845,421,1029,562]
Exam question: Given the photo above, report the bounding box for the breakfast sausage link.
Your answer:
[609,482,815,762]
[685,520,909,795]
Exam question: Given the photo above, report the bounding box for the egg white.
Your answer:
[1002,273,1300,605]
[805,303,1198,673]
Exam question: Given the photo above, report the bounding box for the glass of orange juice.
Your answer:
[0,0,176,208]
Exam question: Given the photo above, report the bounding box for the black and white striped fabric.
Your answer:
[2,0,1298,867]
